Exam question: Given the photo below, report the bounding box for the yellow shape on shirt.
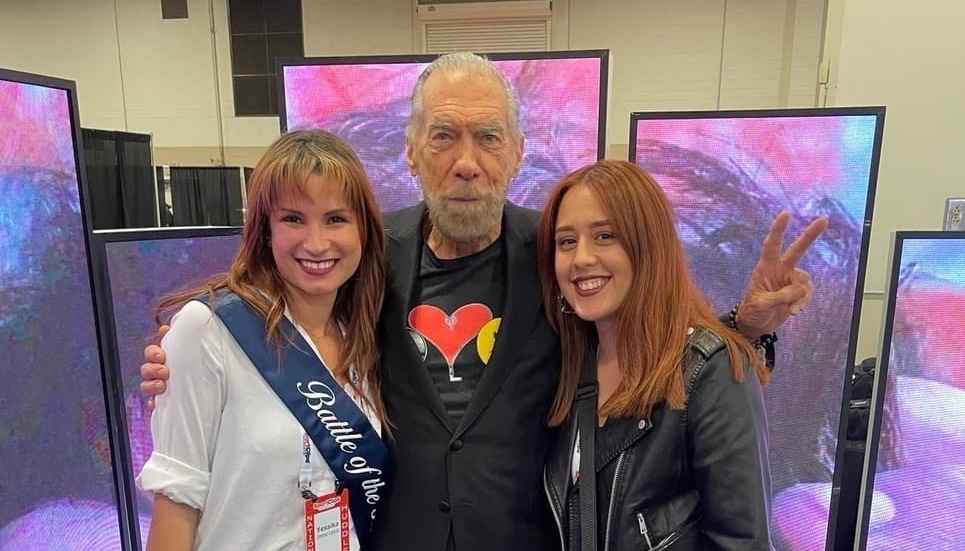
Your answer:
[476,318,501,364]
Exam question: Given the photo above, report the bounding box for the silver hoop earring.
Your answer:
[558,293,575,314]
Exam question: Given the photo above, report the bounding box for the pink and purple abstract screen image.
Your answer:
[0,76,124,549]
[632,110,882,550]
[858,235,965,551]
[282,54,605,211]
[100,231,241,549]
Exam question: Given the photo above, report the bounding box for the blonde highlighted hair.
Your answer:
[157,129,389,428]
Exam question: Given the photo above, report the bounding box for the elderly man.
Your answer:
[142,52,826,551]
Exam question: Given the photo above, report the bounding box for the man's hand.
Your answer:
[140,325,171,412]
[736,211,829,339]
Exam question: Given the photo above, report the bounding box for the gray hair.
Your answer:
[405,52,521,143]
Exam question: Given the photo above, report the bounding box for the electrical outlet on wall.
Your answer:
[944,198,965,231]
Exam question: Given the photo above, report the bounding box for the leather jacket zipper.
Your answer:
[602,452,628,551]
[543,469,566,551]
[637,512,654,549]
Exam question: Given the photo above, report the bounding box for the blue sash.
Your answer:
[197,292,391,546]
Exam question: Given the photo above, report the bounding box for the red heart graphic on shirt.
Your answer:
[408,304,493,367]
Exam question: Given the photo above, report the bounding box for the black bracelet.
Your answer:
[726,304,740,332]
[755,332,778,371]
[727,303,777,370]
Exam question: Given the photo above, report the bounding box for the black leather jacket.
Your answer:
[543,327,772,551]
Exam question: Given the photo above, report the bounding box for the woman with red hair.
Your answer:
[538,160,773,550]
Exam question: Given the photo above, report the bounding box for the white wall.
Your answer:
[565,0,823,151]
[570,0,729,150]
[822,0,965,360]
[0,0,127,129]
[785,0,824,105]
[0,0,280,164]
[0,0,821,163]
[303,0,414,55]
[115,0,224,148]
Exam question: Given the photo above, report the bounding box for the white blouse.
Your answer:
[137,300,381,551]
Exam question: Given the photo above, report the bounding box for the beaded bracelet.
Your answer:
[726,303,778,370]
[726,304,741,332]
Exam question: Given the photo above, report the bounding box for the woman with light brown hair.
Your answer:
[538,160,773,550]
[137,129,390,551]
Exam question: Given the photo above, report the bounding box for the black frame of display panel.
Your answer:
[854,230,965,551]
[629,106,886,551]
[0,67,134,548]
[275,49,610,160]
[87,226,241,550]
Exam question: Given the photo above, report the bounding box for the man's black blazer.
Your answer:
[370,202,562,551]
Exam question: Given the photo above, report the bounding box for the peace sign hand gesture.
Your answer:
[735,211,829,339]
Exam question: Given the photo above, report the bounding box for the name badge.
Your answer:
[304,490,350,551]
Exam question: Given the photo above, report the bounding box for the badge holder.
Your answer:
[301,432,351,551]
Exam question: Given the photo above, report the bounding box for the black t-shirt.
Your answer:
[407,240,505,426]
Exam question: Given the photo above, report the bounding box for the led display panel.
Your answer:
[94,229,241,549]
[855,231,965,551]
[280,51,608,211]
[630,108,885,551]
[0,69,124,550]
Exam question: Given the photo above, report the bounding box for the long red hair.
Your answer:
[537,160,767,426]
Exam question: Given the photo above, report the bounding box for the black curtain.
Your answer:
[156,167,173,226]
[117,133,156,226]
[82,129,157,229]
[169,167,244,226]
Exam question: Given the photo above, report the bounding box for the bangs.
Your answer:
[257,152,366,218]
[581,164,669,263]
